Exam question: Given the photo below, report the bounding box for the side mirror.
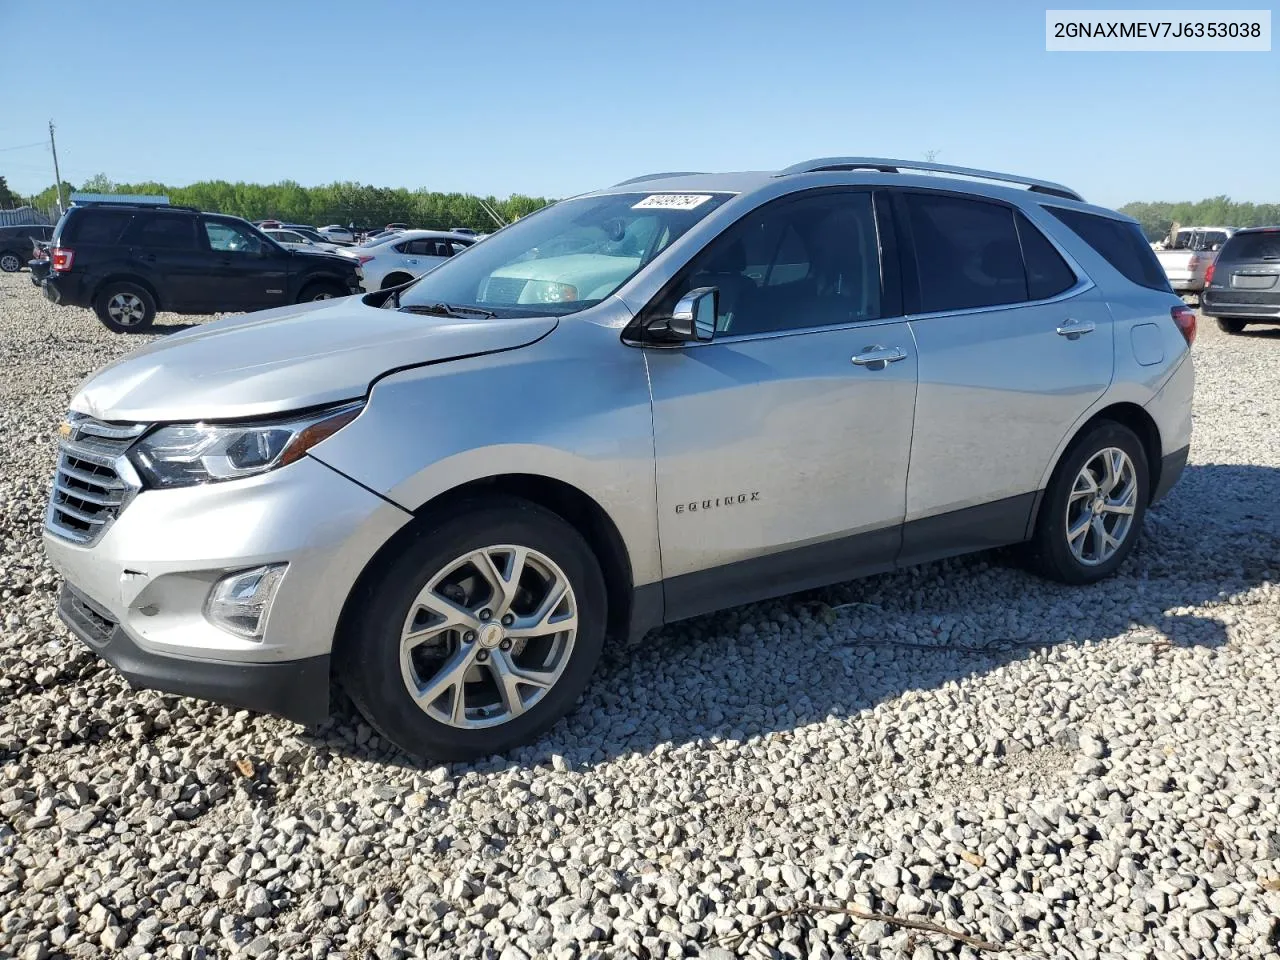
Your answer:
[667,287,717,342]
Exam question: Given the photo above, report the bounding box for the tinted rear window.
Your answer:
[1046,207,1170,292]
[65,210,134,245]
[124,214,197,250]
[1219,231,1280,261]
[1015,212,1076,300]
[904,193,1028,311]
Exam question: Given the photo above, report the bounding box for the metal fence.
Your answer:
[0,205,56,227]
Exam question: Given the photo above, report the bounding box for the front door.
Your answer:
[201,218,290,310]
[643,189,918,620]
[894,191,1114,562]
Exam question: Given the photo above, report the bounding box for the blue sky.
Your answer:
[1,0,1275,207]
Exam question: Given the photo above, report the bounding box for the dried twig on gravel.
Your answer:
[717,901,1009,953]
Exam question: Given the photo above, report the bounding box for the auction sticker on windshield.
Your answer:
[632,194,713,210]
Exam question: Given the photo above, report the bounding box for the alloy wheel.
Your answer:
[399,544,578,729]
[106,292,147,326]
[1065,447,1138,566]
[0,253,20,273]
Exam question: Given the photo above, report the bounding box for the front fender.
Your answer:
[309,309,663,587]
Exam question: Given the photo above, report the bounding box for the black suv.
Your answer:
[0,224,53,273]
[1201,227,1280,333]
[43,203,364,332]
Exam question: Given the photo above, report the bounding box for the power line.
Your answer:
[0,141,47,153]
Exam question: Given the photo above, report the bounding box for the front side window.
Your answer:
[905,193,1028,312]
[396,192,734,317]
[652,191,882,336]
[205,220,265,254]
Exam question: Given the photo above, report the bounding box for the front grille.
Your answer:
[479,276,528,304]
[46,415,147,545]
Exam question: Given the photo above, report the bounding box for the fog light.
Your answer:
[205,564,287,640]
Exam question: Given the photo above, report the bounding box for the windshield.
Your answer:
[396,191,734,317]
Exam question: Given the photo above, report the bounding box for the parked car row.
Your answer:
[31,201,484,332]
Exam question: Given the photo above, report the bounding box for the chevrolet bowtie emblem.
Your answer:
[57,421,73,439]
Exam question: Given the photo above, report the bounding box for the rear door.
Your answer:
[895,191,1113,562]
[119,212,207,310]
[200,218,290,309]
[401,237,451,273]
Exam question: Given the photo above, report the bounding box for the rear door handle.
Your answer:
[851,346,908,368]
[1056,319,1096,339]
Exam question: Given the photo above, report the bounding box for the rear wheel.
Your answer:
[1027,421,1149,585]
[297,280,346,302]
[339,498,607,761]
[1216,318,1247,334]
[0,252,22,273]
[94,282,156,333]
[380,272,414,289]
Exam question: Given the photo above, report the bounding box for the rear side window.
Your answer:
[904,193,1027,311]
[65,210,133,245]
[1219,231,1280,261]
[124,214,197,250]
[1015,212,1077,300]
[1045,207,1170,292]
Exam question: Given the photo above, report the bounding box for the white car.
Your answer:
[263,229,349,255]
[318,225,355,244]
[354,229,476,291]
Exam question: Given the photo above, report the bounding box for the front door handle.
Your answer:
[1056,318,1096,339]
[851,345,908,369]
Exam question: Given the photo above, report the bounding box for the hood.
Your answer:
[71,298,558,423]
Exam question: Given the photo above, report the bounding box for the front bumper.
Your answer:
[59,584,331,725]
[44,454,411,721]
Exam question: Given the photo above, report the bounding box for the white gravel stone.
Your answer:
[0,273,1278,959]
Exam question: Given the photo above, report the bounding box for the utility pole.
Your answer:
[49,120,65,214]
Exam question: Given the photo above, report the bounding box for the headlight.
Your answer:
[130,401,363,488]
[524,280,578,303]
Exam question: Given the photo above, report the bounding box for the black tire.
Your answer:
[93,282,156,333]
[1027,421,1150,585]
[0,251,22,273]
[297,279,346,302]
[1216,318,1247,334]
[380,272,414,290]
[338,498,607,761]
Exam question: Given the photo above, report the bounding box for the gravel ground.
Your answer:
[1,269,1278,960]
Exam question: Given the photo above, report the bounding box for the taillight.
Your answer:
[1204,261,1216,286]
[51,247,74,272]
[1172,305,1196,346]
[356,255,376,265]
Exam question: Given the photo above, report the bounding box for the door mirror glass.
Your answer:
[669,286,718,341]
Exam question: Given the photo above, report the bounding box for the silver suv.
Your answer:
[44,158,1195,760]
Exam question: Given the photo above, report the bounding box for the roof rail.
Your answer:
[71,199,202,212]
[612,171,708,187]
[777,157,1084,202]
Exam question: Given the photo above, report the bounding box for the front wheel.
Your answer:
[338,499,607,761]
[94,282,156,333]
[297,280,346,302]
[1216,318,1247,334]
[1028,422,1149,585]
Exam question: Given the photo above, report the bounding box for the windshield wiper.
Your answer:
[400,302,497,319]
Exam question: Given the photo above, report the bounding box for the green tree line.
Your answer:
[21,174,552,232]
[1119,197,1280,242]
